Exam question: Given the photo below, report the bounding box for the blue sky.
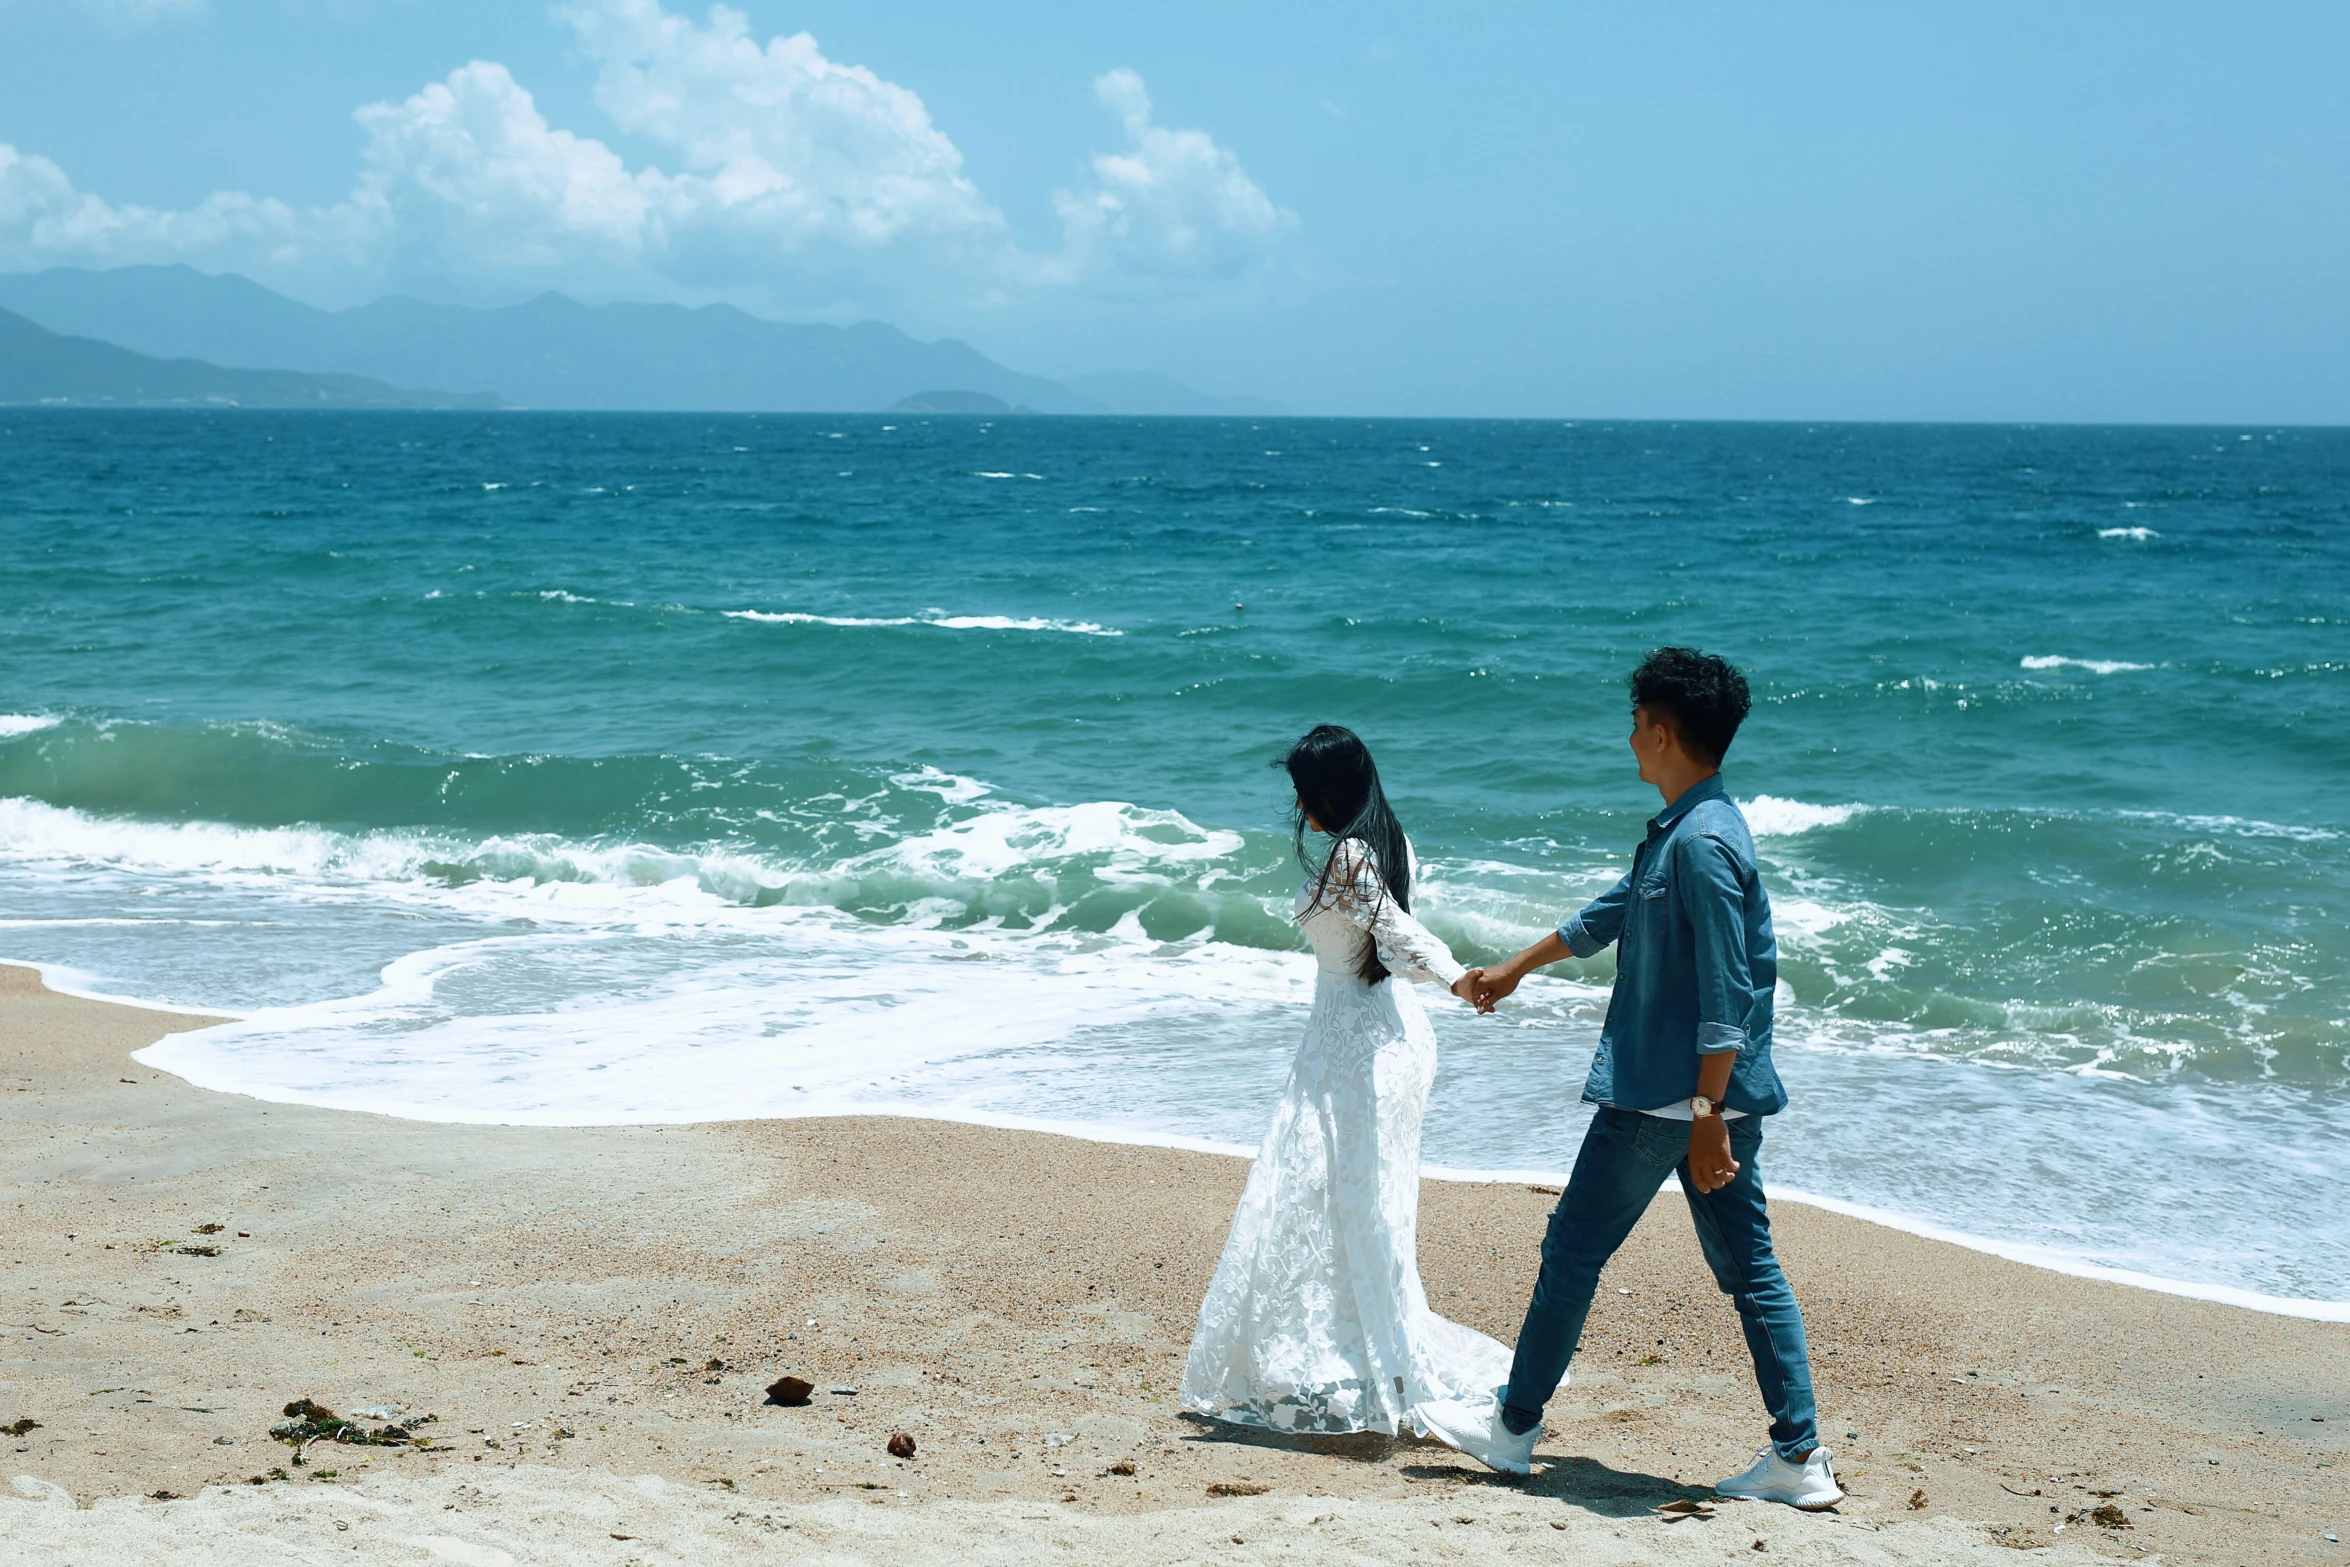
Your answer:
[2,0,2344,420]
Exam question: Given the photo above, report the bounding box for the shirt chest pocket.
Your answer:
[1631,875,1672,938]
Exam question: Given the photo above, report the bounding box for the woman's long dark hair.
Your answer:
[1278,724,1411,985]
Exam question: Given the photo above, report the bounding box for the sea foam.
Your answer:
[0,791,1251,935]
[1739,796,1862,836]
[0,715,62,738]
[2021,655,2154,674]
[725,610,1120,636]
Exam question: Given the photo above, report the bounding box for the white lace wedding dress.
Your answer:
[1179,839,1518,1435]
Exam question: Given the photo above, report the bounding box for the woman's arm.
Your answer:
[1323,841,1468,988]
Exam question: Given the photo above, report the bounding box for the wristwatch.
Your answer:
[1688,1095,1718,1120]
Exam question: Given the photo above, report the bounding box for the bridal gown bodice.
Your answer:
[1179,840,1520,1436]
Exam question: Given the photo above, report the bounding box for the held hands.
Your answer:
[1685,1115,1741,1193]
[1453,932,1564,1014]
[1449,966,1522,1014]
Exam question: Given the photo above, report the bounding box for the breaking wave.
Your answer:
[725,610,1121,636]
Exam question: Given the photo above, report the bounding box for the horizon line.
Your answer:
[5,405,2346,431]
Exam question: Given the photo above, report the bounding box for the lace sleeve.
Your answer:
[1321,840,1467,988]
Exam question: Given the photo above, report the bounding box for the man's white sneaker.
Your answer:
[1714,1444,1844,1510]
[1412,1397,1541,1477]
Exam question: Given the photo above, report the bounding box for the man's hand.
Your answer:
[1471,966,1522,1013]
[1466,931,1570,1014]
[1450,966,1517,1013]
[1685,1115,1740,1193]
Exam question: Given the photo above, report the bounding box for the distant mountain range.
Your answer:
[0,306,501,409]
[0,266,1283,416]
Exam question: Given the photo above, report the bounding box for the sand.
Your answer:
[1,960,2342,1565]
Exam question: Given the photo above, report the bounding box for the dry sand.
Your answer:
[1,960,2342,1564]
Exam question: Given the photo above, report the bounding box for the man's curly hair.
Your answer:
[1630,647,1751,766]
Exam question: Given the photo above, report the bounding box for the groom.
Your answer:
[1418,647,1841,1510]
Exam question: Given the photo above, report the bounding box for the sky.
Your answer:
[1,0,2345,421]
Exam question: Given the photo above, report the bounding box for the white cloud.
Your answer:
[351,60,652,282]
[0,1,1295,311]
[1048,69,1296,287]
[557,0,1000,250]
[0,143,333,276]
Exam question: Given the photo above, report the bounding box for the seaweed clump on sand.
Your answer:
[269,1399,438,1464]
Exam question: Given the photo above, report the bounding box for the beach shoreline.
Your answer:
[2,961,2343,1564]
[22,953,2342,1326]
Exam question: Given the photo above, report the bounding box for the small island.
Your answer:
[886,389,1031,415]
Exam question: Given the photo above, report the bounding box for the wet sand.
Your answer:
[2,961,2342,1564]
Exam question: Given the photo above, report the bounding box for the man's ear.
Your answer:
[1644,711,1681,759]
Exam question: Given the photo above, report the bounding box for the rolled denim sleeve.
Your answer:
[1559,870,1633,957]
[1677,832,1753,1055]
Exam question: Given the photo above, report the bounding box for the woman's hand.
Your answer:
[1464,932,1567,1013]
[1452,966,1517,1011]
[1470,966,1521,1013]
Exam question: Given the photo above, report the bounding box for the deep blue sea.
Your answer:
[3,411,2345,1311]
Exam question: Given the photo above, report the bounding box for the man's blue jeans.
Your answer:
[1501,1107,1820,1460]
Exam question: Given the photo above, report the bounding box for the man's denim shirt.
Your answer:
[1560,775,1788,1117]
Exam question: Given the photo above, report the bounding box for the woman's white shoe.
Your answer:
[1412,1397,1541,1476]
[1714,1444,1844,1509]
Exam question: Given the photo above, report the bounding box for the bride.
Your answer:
[1179,725,1539,1461]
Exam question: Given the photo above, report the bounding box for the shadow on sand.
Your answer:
[1177,1414,1718,1517]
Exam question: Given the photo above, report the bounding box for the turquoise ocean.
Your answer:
[3,412,2345,1313]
